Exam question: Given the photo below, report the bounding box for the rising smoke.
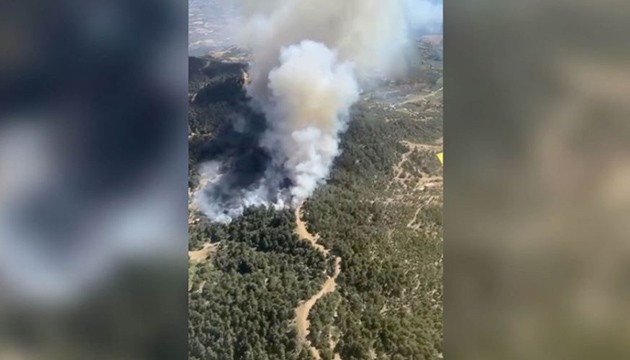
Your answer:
[195,0,442,222]
[262,41,359,204]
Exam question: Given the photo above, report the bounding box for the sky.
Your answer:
[188,0,443,54]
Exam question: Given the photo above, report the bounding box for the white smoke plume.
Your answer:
[195,0,442,222]
[262,41,359,205]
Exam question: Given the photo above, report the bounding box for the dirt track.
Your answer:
[295,206,329,255]
[294,205,342,360]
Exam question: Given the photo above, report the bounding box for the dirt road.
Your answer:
[294,205,342,360]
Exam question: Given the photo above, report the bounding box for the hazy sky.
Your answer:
[188,0,443,54]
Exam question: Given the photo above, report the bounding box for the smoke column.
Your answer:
[195,0,442,222]
[262,41,358,205]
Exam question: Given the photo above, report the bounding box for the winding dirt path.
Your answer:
[294,205,342,360]
[295,206,329,256]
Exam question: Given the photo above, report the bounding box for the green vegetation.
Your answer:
[302,103,443,360]
[189,208,326,360]
[188,38,442,359]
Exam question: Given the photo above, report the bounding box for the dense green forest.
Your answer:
[189,208,327,360]
[302,102,443,360]
[189,39,443,359]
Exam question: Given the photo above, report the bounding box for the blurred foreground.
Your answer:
[0,1,187,359]
[446,1,630,359]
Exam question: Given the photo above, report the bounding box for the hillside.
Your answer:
[188,41,442,360]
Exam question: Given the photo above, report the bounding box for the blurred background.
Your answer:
[0,1,188,359]
[446,0,630,359]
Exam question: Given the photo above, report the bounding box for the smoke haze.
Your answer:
[195,0,442,222]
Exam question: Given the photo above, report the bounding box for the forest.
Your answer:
[189,207,328,360]
[189,39,443,359]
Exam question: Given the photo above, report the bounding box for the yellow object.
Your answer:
[436,152,443,165]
